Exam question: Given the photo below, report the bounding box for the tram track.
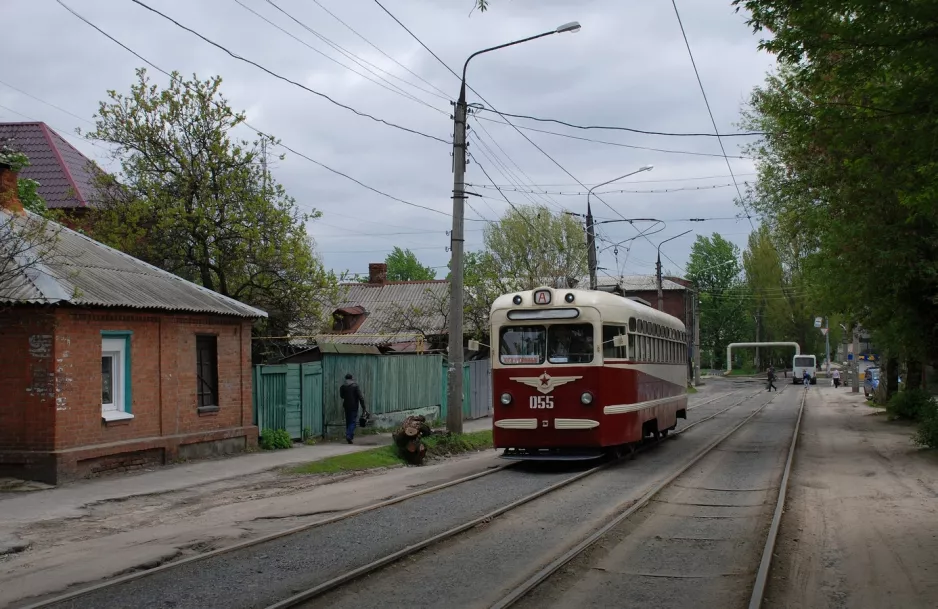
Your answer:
[19,386,761,609]
[496,386,806,609]
[267,388,764,609]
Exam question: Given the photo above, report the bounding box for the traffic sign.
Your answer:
[847,353,854,361]
[820,328,828,335]
[814,317,823,328]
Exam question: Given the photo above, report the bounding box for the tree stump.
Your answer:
[393,415,432,464]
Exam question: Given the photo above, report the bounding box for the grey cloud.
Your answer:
[1,0,773,278]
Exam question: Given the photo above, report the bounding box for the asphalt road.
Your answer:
[34,381,764,609]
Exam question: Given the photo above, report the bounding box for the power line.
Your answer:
[481,172,759,187]
[467,182,741,196]
[0,79,95,126]
[234,0,448,115]
[470,119,567,212]
[261,0,450,106]
[128,0,449,145]
[309,0,450,98]
[669,0,753,229]
[56,0,460,221]
[475,115,751,159]
[371,1,689,272]
[475,107,766,137]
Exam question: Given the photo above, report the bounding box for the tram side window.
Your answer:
[602,325,627,359]
[499,326,545,365]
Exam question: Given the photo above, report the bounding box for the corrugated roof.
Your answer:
[0,209,266,318]
[324,280,449,343]
[0,122,104,209]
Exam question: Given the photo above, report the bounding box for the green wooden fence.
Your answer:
[254,354,448,439]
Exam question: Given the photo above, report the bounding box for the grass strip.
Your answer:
[289,430,494,475]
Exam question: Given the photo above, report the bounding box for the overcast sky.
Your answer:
[0,0,774,281]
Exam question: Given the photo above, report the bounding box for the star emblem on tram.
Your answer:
[510,372,583,394]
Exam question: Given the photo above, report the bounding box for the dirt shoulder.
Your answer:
[764,386,938,609]
[0,447,502,607]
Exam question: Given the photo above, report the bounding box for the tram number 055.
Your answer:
[529,395,554,409]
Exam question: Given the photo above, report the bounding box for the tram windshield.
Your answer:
[499,324,594,365]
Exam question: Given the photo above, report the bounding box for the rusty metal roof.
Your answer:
[324,280,449,343]
[0,210,266,318]
[0,122,104,209]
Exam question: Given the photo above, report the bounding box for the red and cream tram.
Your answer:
[491,286,688,459]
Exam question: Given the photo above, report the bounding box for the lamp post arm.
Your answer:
[461,30,557,87]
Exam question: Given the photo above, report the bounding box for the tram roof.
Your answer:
[491,287,685,329]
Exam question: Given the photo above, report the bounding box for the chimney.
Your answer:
[368,262,388,285]
[0,161,24,215]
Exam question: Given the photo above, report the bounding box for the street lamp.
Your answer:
[656,230,692,311]
[446,22,581,434]
[585,165,654,290]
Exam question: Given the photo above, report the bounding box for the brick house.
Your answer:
[316,263,449,353]
[0,161,266,484]
[0,122,105,221]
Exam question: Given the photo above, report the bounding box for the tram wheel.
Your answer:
[660,429,669,438]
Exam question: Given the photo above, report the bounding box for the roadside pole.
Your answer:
[825,317,831,374]
[445,82,467,435]
[852,325,860,393]
[693,290,701,386]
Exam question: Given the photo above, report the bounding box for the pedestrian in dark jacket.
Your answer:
[339,373,367,444]
[767,366,777,392]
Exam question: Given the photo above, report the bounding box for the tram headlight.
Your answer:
[500,392,513,406]
[580,391,594,405]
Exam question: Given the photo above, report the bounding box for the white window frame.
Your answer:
[101,337,133,421]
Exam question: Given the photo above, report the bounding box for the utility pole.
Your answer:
[825,317,831,375]
[693,289,701,385]
[260,138,268,197]
[445,22,582,434]
[446,83,468,435]
[586,203,597,290]
[852,324,860,393]
[655,230,691,312]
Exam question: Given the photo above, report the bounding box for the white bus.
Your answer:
[793,354,817,385]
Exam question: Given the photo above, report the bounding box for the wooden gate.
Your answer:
[253,363,324,439]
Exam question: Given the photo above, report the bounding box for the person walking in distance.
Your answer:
[340,373,367,444]
[832,367,841,389]
[766,365,778,392]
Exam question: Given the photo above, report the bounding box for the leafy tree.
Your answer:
[742,224,822,368]
[480,204,587,290]
[686,233,748,370]
[735,0,938,373]
[82,68,337,348]
[385,246,436,281]
[0,148,61,303]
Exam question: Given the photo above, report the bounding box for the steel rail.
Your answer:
[263,388,764,609]
[748,387,807,609]
[488,387,789,609]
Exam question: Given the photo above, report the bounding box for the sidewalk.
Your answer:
[0,417,498,606]
[0,417,493,526]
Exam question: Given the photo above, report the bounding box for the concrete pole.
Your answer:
[656,255,663,311]
[825,317,831,375]
[586,202,597,291]
[445,84,467,434]
[852,324,860,393]
[693,289,701,385]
